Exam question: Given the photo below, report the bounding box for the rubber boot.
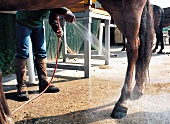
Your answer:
[35,58,60,93]
[15,59,29,101]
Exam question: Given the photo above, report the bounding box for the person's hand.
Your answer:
[64,11,76,23]
[56,28,63,38]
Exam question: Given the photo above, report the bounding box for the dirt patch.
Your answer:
[146,82,170,95]
[98,65,112,69]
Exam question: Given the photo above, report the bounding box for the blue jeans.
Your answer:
[15,23,46,59]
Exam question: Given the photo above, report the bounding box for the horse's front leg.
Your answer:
[111,37,140,119]
[0,70,14,124]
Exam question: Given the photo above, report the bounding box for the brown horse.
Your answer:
[0,0,153,123]
[122,4,163,53]
[162,7,170,28]
[152,5,170,54]
[152,5,164,54]
[122,5,170,54]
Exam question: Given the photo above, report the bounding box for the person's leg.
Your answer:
[15,23,32,101]
[31,28,60,93]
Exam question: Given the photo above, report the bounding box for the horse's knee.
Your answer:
[126,37,140,58]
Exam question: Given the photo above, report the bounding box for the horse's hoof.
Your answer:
[157,50,164,54]
[121,48,126,51]
[111,106,127,119]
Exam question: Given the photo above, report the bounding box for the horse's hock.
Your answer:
[60,0,112,78]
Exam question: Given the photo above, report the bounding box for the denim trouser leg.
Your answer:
[31,28,46,58]
[15,23,31,59]
[15,23,46,59]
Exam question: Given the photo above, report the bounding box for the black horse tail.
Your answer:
[135,0,154,84]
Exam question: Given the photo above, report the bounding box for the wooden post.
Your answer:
[98,23,104,55]
[104,19,110,65]
[27,40,37,85]
[61,19,67,62]
[84,16,92,78]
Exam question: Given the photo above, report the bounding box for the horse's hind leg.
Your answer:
[152,28,163,54]
[158,28,164,54]
[121,35,126,51]
[111,7,142,120]
[98,0,147,119]
[132,1,153,100]
[111,33,140,119]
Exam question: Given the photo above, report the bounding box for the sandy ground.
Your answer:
[2,44,170,124]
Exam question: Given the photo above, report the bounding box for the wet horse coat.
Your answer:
[0,0,153,123]
[98,0,153,118]
[123,5,164,53]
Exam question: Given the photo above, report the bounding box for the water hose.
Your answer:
[11,16,61,115]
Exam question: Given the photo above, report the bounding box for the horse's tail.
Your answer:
[135,0,154,83]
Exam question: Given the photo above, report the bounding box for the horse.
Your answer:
[163,7,170,28]
[152,6,170,54]
[163,7,170,46]
[152,5,164,54]
[151,5,170,54]
[0,0,153,123]
[122,4,163,53]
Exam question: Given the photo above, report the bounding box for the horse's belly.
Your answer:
[0,0,82,11]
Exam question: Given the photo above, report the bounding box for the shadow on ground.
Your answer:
[15,103,170,124]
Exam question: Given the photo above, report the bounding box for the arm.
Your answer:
[49,7,75,32]
[49,11,59,33]
[49,7,75,24]
[49,7,75,38]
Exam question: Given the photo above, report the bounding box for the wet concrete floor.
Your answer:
[2,45,170,124]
